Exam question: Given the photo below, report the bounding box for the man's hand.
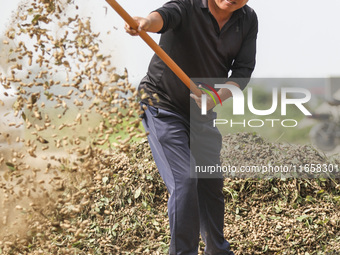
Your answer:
[124,17,151,36]
[124,12,164,36]
[190,92,216,111]
[190,82,241,111]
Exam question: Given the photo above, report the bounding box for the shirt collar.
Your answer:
[200,0,208,8]
[200,0,246,15]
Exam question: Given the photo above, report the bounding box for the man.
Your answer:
[125,0,257,254]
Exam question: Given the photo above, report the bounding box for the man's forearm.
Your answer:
[145,12,164,33]
[218,81,241,102]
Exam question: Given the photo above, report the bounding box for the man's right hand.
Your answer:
[124,17,151,36]
[124,12,164,36]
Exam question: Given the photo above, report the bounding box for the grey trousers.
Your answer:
[142,104,233,255]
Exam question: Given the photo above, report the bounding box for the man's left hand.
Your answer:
[190,91,216,111]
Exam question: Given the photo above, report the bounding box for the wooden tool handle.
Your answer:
[105,0,202,97]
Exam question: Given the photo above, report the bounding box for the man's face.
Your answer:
[213,0,249,12]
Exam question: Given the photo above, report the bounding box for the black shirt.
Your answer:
[139,0,258,119]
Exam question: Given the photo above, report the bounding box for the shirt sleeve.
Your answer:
[153,0,190,33]
[228,10,258,90]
